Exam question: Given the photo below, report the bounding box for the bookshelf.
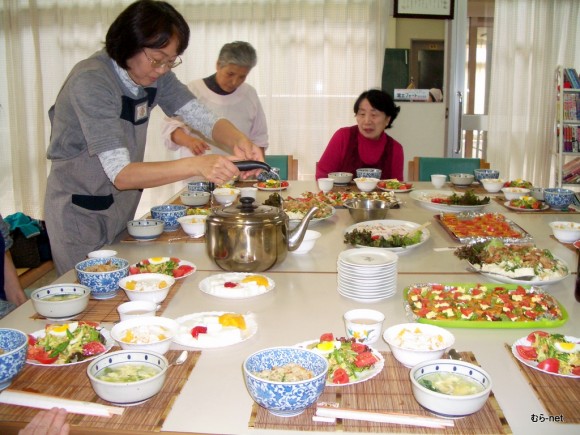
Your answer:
[555,66,580,187]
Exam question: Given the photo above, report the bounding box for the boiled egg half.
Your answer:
[554,341,579,354]
[46,321,78,337]
[148,257,170,265]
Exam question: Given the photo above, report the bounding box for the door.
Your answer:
[446,0,494,159]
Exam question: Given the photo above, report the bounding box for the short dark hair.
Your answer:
[106,0,190,69]
[353,89,400,129]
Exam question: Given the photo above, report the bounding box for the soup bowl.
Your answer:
[150,205,188,232]
[30,284,91,319]
[126,219,165,241]
[87,349,168,405]
[410,359,492,418]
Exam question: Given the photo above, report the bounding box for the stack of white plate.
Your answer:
[337,248,398,302]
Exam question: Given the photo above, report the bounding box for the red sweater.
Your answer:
[316,125,404,180]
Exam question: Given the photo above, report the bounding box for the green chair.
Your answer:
[265,155,298,180]
[408,157,490,181]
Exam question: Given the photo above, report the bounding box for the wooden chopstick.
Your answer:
[315,403,454,429]
[0,390,124,417]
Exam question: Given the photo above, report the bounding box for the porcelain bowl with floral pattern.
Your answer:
[543,188,575,210]
[473,169,499,183]
[0,328,28,391]
[150,205,187,232]
[75,257,129,300]
[243,346,329,417]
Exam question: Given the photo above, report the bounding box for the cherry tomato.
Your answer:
[572,366,580,376]
[537,358,560,373]
[82,341,107,356]
[191,326,208,338]
[129,266,141,275]
[281,181,289,187]
[526,331,549,344]
[224,281,238,288]
[516,345,538,360]
[319,333,334,342]
[332,368,349,384]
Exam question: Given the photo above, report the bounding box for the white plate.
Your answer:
[468,261,570,286]
[410,190,489,212]
[289,207,336,226]
[338,248,399,267]
[253,183,289,191]
[511,335,580,379]
[344,219,430,253]
[294,339,385,386]
[503,201,550,212]
[376,181,414,193]
[199,273,275,299]
[26,327,113,366]
[173,311,257,349]
[130,258,196,280]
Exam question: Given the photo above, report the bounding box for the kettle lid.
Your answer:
[210,197,285,224]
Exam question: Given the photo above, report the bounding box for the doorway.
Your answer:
[410,39,444,90]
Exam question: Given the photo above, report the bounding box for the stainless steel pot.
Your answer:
[206,197,319,272]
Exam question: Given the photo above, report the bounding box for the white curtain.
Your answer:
[0,0,388,219]
[487,0,580,187]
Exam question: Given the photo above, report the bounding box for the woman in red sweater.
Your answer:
[316,89,403,180]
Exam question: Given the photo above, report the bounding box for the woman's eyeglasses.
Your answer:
[142,49,182,69]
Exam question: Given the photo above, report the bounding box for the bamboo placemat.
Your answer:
[249,351,511,434]
[0,349,200,431]
[30,278,185,323]
[493,197,580,214]
[550,235,580,252]
[505,344,580,424]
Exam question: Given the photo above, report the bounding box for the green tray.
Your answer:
[403,282,569,329]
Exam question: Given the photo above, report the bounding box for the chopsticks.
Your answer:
[315,402,454,429]
[0,390,124,418]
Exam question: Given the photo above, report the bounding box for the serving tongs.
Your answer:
[233,160,277,178]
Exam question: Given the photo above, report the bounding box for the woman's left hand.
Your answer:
[231,138,264,179]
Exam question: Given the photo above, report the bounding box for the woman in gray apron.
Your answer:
[45,0,263,275]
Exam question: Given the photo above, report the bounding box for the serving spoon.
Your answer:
[465,265,535,281]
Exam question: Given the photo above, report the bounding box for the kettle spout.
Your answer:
[288,206,319,251]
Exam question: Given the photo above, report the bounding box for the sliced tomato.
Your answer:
[319,333,334,342]
[27,335,37,346]
[173,264,193,278]
[129,266,141,275]
[354,351,378,368]
[350,342,367,354]
[332,368,349,384]
[281,181,289,187]
[537,358,560,373]
[191,326,208,338]
[27,347,58,364]
[516,345,538,361]
[526,331,549,344]
[82,341,107,356]
[572,366,580,376]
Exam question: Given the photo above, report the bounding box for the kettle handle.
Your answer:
[234,160,272,172]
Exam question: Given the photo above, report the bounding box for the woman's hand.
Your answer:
[171,128,210,155]
[19,408,69,435]
[197,155,240,185]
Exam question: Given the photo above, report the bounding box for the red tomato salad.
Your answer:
[130,257,195,279]
[515,331,579,376]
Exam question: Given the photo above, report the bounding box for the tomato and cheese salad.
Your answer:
[377,179,413,190]
[406,283,564,322]
[515,331,579,376]
[304,333,380,384]
[455,239,568,281]
[508,196,542,209]
[130,257,194,279]
[27,321,108,365]
[439,212,527,240]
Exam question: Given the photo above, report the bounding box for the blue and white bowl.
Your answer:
[187,181,213,193]
[127,219,164,241]
[356,168,382,179]
[87,350,168,405]
[75,257,129,299]
[150,205,187,232]
[473,169,500,183]
[243,346,329,417]
[0,328,28,390]
[543,188,575,210]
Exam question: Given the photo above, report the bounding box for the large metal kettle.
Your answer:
[205,197,319,272]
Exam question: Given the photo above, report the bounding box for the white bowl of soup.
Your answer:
[30,284,91,319]
[87,349,169,405]
[409,359,492,418]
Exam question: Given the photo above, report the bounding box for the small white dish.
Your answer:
[343,309,384,344]
[430,174,447,189]
[87,249,117,259]
[317,178,334,193]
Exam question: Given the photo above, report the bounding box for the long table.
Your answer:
[1,180,579,435]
